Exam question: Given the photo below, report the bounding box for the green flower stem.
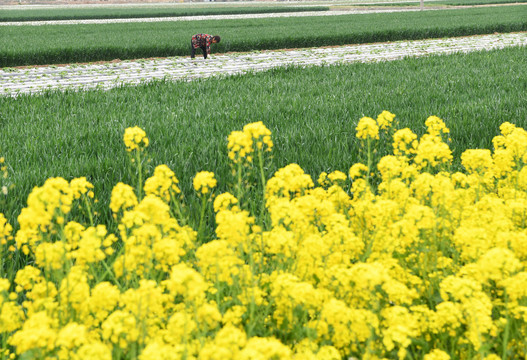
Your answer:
[101,259,124,291]
[366,137,372,188]
[236,162,243,203]
[257,148,267,227]
[136,149,143,201]
[170,191,187,226]
[83,194,94,227]
[197,194,208,242]
[502,292,511,360]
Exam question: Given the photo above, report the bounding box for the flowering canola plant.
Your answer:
[1,112,527,360]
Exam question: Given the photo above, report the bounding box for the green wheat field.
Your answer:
[0,2,527,359]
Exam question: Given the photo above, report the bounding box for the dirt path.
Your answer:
[1,32,525,97]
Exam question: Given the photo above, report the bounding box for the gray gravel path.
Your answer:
[1,32,525,97]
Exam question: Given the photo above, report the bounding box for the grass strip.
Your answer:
[0,5,329,22]
[351,0,527,6]
[1,46,526,226]
[0,5,526,67]
[433,0,527,5]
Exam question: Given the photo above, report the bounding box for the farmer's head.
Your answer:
[213,35,221,44]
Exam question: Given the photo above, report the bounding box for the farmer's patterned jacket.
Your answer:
[191,34,214,55]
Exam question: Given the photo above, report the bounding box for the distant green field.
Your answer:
[1,5,526,67]
[0,5,329,22]
[352,0,527,6]
[432,0,527,5]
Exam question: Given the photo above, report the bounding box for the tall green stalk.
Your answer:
[197,194,208,243]
[136,150,143,202]
[257,148,267,228]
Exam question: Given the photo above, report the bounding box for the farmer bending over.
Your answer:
[191,34,221,59]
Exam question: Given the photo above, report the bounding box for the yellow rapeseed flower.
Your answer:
[424,349,451,360]
[144,164,181,202]
[228,130,254,163]
[213,192,239,213]
[70,177,94,200]
[376,110,396,131]
[243,121,273,151]
[123,126,149,152]
[109,182,138,214]
[7,114,527,359]
[356,117,379,140]
[392,128,418,156]
[193,171,217,195]
[461,149,494,175]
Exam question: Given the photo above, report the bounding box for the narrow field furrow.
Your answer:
[1,32,525,97]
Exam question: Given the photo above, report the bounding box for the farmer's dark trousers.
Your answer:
[191,42,208,59]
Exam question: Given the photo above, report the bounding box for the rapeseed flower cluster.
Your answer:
[227,121,273,165]
[356,116,379,140]
[193,171,217,195]
[123,126,149,153]
[1,114,527,360]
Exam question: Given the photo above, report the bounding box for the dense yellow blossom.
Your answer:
[215,207,255,249]
[74,341,112,360]
[228,130,254,163]
[193,171,217,195]
[9,311,57,354]
[270,272,323,328]
[196,239,244,285]
[424,349,450,360]
[199,324,247,360]
[84,282,120,326]
[376,110,396,131]
[34,242,67,271]
[266,163,314,206]
[109,182,138,214]
[5,113,527,360]
[70,225,116,266]
[348,162,369,180]
[144,164,181,201]
[414,134,452,169]
[228,121,273,164]
[243,121,273,151]
[101,310,139,348]
[461,149,495,175]
[0,298,24,333]
[238,337,292,360]
[213,192,239,212]
[123,126,149,152]
[318,170,347,188]
[70,177,94,200]
[356,116,380,140]
[393,128,418,157]
[163,263,210,303]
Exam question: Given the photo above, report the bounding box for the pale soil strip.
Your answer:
[0,8,423,26]
[1,32,525,97]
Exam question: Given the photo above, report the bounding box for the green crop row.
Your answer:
[352,0,527,6]
[1,5,526,67]
[1,46,526,226]
[0,5,329,22]
[434,0,527,5]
